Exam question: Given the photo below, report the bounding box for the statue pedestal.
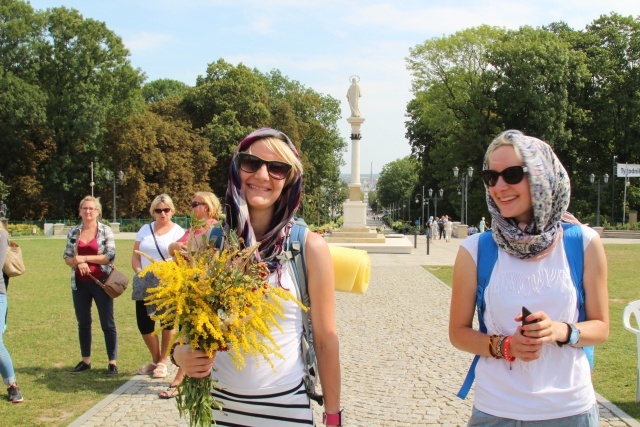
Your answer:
[110,222,120,234]
[342,200,367,229]
[0,218,7,231]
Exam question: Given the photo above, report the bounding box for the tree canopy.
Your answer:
[0,1,347,222]
[405,13,640,226]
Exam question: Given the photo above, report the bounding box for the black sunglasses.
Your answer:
[154,208,171,214]
[191,201,206,208]
[238,153,292,180]
[481,166,528,187]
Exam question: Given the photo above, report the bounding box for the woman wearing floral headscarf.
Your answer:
[449,130,609,425]
[173,128,342,426]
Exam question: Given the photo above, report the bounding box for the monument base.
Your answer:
[342,200,367,229]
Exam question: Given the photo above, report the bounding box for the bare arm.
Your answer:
[132,241,142,273]
[449,246,495,357]
[306,232,341,414]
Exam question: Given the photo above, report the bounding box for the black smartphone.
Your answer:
[522,306,537,326]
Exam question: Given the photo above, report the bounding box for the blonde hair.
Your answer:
[79,196,102,216]
[484,130,524,167]
[194,191,222,220]
[247,136,303,186]
[149,194,176,216]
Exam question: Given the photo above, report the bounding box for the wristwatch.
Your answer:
[558,323,580,346]
[323,409,344,426]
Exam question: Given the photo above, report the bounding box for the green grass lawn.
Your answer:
[2,237,153,427]
[425,244,640,421]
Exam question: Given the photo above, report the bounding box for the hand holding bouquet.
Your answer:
[137,228,304,426]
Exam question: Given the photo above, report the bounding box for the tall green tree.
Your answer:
[0,1,144,218]
[376,156,419,209]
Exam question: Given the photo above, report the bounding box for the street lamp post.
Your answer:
[590,173,609,227]
[105,170,124,223]
[453,166,474,224]
[428,188,443,219]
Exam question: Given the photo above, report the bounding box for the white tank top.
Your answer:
[212,262,305,389]
[460,225,597,420]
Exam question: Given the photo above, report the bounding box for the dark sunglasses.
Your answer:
[238,153,292,180]
[191,201,206,208]
[481,165,528,187]
[154,208,171,214]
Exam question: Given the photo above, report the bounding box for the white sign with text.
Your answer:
[617,164,640,178]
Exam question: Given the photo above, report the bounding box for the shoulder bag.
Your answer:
[3,240,25,278]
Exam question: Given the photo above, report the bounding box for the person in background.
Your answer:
[63,196,118,376]
[158,191,222,399]
[173,128,342,426]
[131,194,185,379]
[479,216,486,233]
[444,215,453,242]
[0,222,22,402]
[449,130,608,425]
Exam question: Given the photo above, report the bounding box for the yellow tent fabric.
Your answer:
[328,246,370,294]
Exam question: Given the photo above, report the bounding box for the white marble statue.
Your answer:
[347,76,362,117]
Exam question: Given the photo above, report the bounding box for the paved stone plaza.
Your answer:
[68,236,639,427]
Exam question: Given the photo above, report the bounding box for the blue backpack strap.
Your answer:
[561,223,594,369]
[457,230,497,399]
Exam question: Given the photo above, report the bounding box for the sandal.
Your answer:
[152,362,168,378]
[159,385,179,399]
[137,362,157,375]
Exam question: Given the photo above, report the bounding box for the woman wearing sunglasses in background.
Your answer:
[449,130,609,426]
[173,128,342,426]
[131,194,185,379]
[158,191,222,399]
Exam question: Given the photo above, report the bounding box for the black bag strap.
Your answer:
[149,223,167,261]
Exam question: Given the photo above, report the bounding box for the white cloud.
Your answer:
[123,32,173,54]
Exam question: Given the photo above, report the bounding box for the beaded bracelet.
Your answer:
[503,335,516,369]
[488,334,501,359]
[496,335,507,360]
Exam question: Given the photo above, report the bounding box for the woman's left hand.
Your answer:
[76,262,90,276]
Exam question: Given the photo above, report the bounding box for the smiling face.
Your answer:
[239,140,288,217]
[487,145,533,224]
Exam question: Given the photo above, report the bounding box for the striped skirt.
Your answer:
[211,379,314,426]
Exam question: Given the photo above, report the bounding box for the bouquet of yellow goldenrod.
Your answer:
[137,228,304,427]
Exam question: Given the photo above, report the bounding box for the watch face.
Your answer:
[569,325,580,345]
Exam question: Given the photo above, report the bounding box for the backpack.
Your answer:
[456,223,593,399]
[209,218,323,405]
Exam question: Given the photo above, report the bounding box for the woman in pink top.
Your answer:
[159,191,222,399]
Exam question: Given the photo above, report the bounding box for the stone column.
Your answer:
[343,116,367,229]
[347,116,365,202]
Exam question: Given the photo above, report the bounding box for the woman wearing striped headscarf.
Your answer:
[173,128,342,426]
[449,130,609,425]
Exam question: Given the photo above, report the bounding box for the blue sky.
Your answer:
[28,0,639,174]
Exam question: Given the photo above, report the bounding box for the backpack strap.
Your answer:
[283,218,323,405]
[561,223,594,369]
[288,219,310,307]
[457,230,497,399]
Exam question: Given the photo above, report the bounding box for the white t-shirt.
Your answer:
[460,225,598,420]
[213,261,305,389]
[135,222,185,268]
